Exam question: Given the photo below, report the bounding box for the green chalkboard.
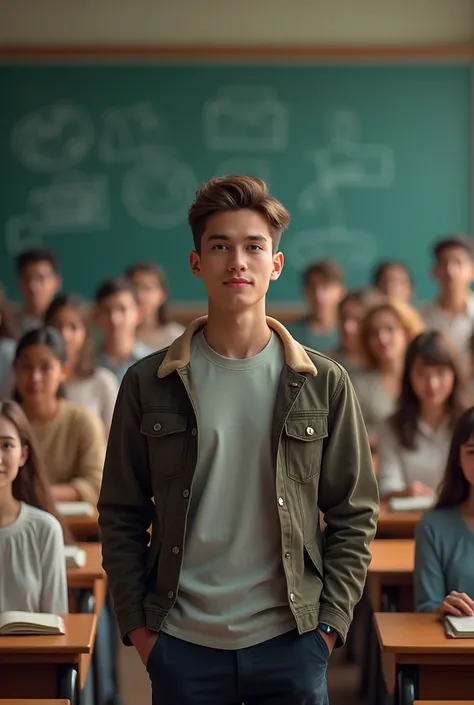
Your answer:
[0,62,471,303]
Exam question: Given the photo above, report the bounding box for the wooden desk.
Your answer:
[0,614,96,703]
[375,612,474,704]
[64,513,99,541]
[368,539,414,611]
[67,543,106,615]
[377,503,422,538]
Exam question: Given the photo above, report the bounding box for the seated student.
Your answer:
[94,276,151,383]
[13,247,62,334]
[420,234,474,360]
[287,259,345,352]
[329,290,366,374]
[0,399,68,614]
[13,327,105,505]
[45,294,118,434]
[414,406,474,615]
[378,331,469,500]
[0,288,18,395]
[352,298,424,442]
[372,260,414,304]
[125,262,184,350]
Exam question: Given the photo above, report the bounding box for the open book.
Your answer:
[64,545,87,569]
[56,501,95,517]
[387,495,434,512]
[0,611,65,636]
[445,615,474,638]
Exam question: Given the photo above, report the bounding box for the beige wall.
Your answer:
[1,0,473,46]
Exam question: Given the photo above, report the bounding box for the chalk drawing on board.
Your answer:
[288,228,378,271]
[122,158,198,229]
[203,87,288,152]
[5,215,43,255]
[214,158,271,185]
[99,102,170,163]
[299,109,395,213]
[11,102,94,173]
[27,172,109,232]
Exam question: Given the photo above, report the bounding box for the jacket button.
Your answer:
[289,381,299,388]
[306,426,315,436]
[290,593,295,602]
[167,591,174,599]
[172,546,180,554]
[191,428,197,436]
[153,423,162,432]
[285,552,290,559]
[278,497,284,506]
[182,489,190,498]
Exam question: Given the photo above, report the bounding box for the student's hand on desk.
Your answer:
[129,626,160,666]
[409,481,434,497]
[51,484,80,502]
[437,591,474,618]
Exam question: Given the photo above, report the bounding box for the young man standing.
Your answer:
[14,247,62,333]
[287,260,345,353]
[421,235,474,359]
[98,176,379,704]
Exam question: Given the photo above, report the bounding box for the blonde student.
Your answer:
[125,262,184,350]
[0,400,68,614]
[45,294,118,434]
[13,327,106,505]
[414,406,474,616]
[377,331,469,500]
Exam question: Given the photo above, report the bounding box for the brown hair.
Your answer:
[358,297,425,368]
[338,289,365,315]
[390,331,470,449]
[124,262,170,325]
[0,286,18,340]
[188,175,290,253]
[95,276,138,305]
[433,234,474,261]
[0,400,73,544]
[436,406,474,508]
[44,294,97,379]
[303,260,344,288]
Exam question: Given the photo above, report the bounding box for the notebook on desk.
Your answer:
[56,501,95,517]
[64,545,87,569]
[444,615,474,638]
[0,611,65,636]
[387,495,434,512]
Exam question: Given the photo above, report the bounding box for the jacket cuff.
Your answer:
[318,606,351,646]
[118,609,148,646]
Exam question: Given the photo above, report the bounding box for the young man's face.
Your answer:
[434,246,474,293]
[304,274,344,319]
[19,261,61,314]
[96,292,140,342]
[189,209,284,312]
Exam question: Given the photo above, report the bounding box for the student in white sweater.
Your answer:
[0,399,68,614]
[377,331,470,500]
[44,294,118,434]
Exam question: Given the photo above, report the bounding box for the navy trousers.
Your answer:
[146,628,330,705]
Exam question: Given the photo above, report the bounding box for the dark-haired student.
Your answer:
[99,175,379,704]
[14,247,62,334]
[287,260,345,352]
[329,290,366,374]
[414,406,474,615]
[45,294,118,433]
[420,234,474,359]
[94,277,151,383]
[125,262,184,350]
[377,331,469,500]
[0,288,18,395]
[0,400,68,614]
[13,327,106,505]
[372,260,414,304]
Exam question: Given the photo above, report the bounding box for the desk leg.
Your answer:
[57,665,78,705]
[397,664,418,705]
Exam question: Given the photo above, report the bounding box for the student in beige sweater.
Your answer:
[12,327,105,505]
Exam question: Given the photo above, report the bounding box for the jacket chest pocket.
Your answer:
[284,414,328,483]
[140,412,188,479]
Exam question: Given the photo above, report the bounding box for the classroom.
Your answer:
[1,1,474,704]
